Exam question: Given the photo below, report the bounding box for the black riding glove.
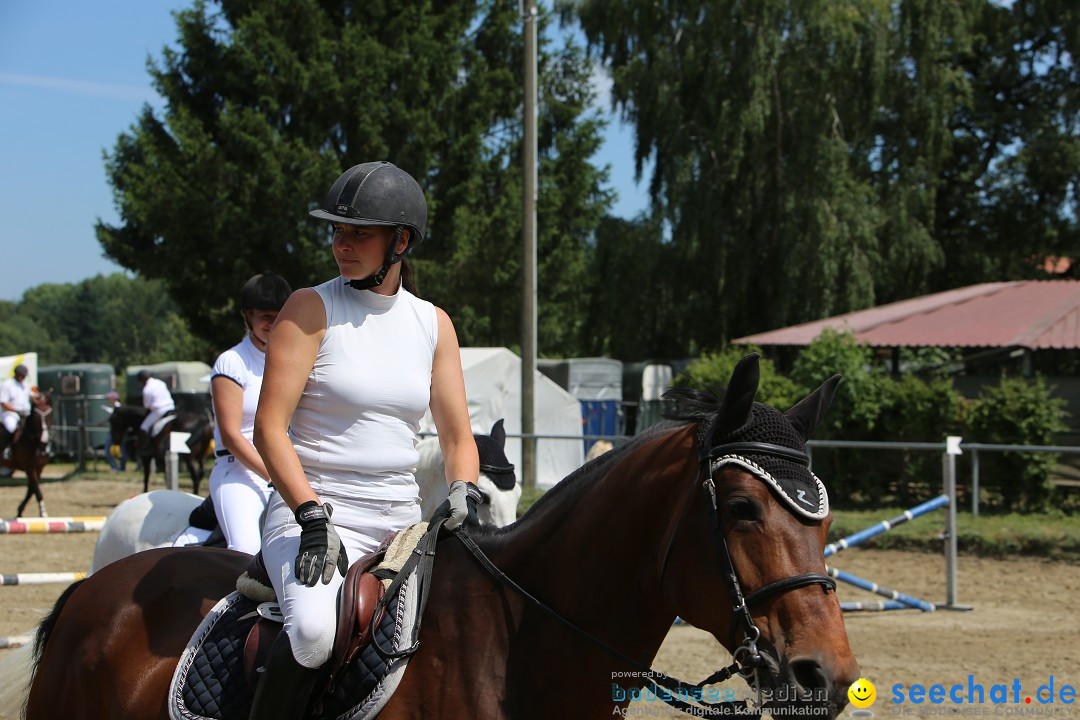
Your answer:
[294,501,349,586]
[444,481,483,531]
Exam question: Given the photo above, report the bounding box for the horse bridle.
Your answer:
[450,433,837,718]
[700,440,837,685]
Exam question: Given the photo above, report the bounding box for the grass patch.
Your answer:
[519,486,1080,561]
[829,507,1080,561]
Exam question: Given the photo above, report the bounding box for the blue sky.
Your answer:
[0,1,648,302]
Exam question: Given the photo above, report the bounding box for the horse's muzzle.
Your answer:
[755,652,854,720]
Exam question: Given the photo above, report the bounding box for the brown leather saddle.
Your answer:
[239,540,393,696]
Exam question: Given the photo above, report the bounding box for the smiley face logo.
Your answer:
[848,678,877,709]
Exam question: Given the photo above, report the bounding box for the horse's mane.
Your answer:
[498,420,701,537]
[660,385,725,423]
[469,386,727,541]
[109,405,146,430]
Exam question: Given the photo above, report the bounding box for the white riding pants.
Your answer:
[172,526,213,547]
[1,411,19,435]
[209,456,272,554]
[261,492,421,668]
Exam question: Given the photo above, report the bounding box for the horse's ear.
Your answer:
[714,353,760,436]
[490,418,506,447]
[785,374,842,442]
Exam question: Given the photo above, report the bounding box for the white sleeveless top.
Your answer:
[210,334,264,450]
[288,278,438,500]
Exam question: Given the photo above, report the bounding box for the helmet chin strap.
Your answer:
[243,313,269,351]
[346,227,405,291]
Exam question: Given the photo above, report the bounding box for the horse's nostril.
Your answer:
[790,658,831,698]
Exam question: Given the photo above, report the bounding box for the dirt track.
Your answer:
[1,477,1078,717]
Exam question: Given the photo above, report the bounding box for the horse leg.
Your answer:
[184,455,200,496]
[15,464,45,517]
[16,486,31,518]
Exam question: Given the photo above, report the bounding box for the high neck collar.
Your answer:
[343,278,402,310]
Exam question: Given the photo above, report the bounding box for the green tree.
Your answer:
[563,0,1080,353]
[674,346,803,411]
[0,299,74,363]
[578,215,682,360]
[930,0,1080,290]
[0,275,211,370]
[98,0,610,355]
[564,0,893,348]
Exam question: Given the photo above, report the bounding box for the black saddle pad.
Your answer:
[176,589,404,720]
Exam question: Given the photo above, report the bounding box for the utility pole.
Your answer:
[521,0,538,490]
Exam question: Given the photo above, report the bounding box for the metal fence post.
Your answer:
[971,448,980,517]
[944,436,961,608]
[167,431,190,493]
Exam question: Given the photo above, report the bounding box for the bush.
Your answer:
[674,345,803,409]
[877,374,966,505]
[965,375,1069,512]
[789,330,896,503]
[667,332,1068,513]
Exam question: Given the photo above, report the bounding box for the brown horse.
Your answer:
[108,404,214,494]
[26,354,859,719]
[0,392,53,517]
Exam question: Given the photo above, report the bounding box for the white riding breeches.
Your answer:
[261,492,422,668]
[0,412,17,435]
[172,526,213,547]
[209,456,272,554]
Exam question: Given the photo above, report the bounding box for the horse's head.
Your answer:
[25,391,53,447]
[474,419,521,526]
[31,391,52,413]
[661,353,858,718]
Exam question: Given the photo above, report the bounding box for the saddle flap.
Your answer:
[332,548,390,670]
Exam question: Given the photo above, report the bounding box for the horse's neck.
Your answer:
[481,427,698,649]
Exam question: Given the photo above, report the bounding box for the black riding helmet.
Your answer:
[240,272,292,312]
[310,162,428,290]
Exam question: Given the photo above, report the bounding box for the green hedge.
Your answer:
[677,331,1071,513]
[828,509,1080,561]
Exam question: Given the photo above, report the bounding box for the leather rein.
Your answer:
[452,436,837,718]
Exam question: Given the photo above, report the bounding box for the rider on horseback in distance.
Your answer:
[136,368,175,451]
[0,363,32,460]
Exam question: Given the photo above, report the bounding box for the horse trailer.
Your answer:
[124,361,213,419]
[37,363,116,460]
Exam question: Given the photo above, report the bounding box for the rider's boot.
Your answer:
[248,632,318,720]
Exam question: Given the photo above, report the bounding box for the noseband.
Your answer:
[701,441,837,679]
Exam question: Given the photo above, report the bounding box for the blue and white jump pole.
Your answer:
[824,436,967,612]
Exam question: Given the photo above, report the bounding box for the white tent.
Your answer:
[421,347,584,489]
[1,352,38,389]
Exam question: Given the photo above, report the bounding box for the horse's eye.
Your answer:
[726,497,760,522]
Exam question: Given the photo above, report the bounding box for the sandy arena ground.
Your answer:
[1,476,1077,718]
